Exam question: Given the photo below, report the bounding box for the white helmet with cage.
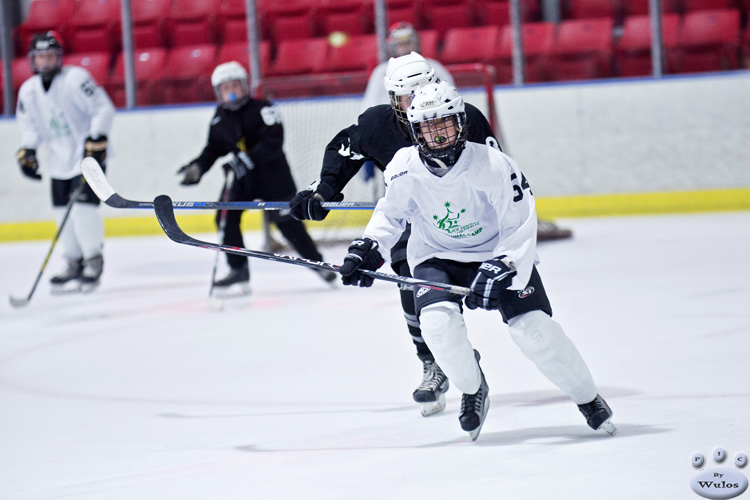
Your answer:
[407,80,467,169]
[384,52,437,125]
[211,61,249,110]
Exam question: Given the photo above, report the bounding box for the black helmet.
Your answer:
[29,31,63,83]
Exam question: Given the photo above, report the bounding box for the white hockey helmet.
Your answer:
[211,61,249,110]
[407,81,467,168]
[384,52,437,125]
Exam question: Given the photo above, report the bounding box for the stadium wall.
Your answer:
[1,72,749,241]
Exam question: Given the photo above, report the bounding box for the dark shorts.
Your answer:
[412,258,553,324]
[51,175,101,207]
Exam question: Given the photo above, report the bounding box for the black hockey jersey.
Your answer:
[193,98,298,199]
[317,103,499,200]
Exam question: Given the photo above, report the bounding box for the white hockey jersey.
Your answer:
[363,143,539,290]
[16,66,115,180]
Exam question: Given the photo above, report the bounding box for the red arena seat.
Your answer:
[615,14,681,76]
[63,52,111,84]
[268,38,329,76]
[106,47,167,107]
[167,0,221,46]
[548,18,614,81]
[441,26,501,65]
[677,9,741,73]
[68,0,122,54]
[495,22,557,83]
[131,0,171,48]
[216,41,271,77]
[155,44,218,104]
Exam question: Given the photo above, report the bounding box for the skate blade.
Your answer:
[420,394,446,417]
[80,281,101,294]
[50,282,82,295]
[211,283,251,299]
[468,397,490,442]
[599,419,617,436]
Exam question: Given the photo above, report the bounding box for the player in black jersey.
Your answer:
[178,61,336,296]
[290,52,500,416]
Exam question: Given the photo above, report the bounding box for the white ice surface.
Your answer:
[2,212,750,499]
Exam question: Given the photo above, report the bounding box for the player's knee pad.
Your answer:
[419,302,480,393]
[419,302,465,349]
[508,310,596,403]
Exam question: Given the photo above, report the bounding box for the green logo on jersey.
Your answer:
[432,202,483,238]
[49,108,72,138]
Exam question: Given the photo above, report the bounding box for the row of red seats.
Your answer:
[16,0,750,59]
[563,0,750,21]
[444,9,747,80]
[4,10,749,107]
[14,0,543,57]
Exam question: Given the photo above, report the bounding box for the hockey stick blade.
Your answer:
[153,195,469,296]
[9,295,30,308]
[81,158,375,211]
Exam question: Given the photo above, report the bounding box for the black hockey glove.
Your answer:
[289,181,344,221]
[339,238,384,287]
[465,256,517,311]
[222,156,251,180]
[177,161,204,186]
[16,148,41,181]
[84,135,108,166]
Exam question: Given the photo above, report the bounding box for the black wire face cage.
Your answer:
[389,92,411,125]
[409,112,467,166]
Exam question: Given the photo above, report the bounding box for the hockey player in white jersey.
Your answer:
[16,31,115,293]
[339,81,615,441]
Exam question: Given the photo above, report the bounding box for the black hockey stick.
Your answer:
[153,194,470,296]
[9,179,88,308]
[81,158,376,211]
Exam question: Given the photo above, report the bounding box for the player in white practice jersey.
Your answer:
[339,81,615,441]
[16,31,115,293]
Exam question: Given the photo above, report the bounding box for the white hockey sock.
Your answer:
[419,302,481,394]
[54,207,83,262]
[70,204,105,259]
[508,310,598,404]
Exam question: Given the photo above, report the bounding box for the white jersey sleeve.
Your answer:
[362,148,415,251]
[487,152,538,289]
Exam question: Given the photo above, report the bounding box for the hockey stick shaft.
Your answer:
[208,169,234,297]
[9,179,88,308]
[153,194,470,297]
[81,158,376,211]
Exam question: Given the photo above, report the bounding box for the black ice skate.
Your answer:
[212,264,251,298]
[79,255,103,293]
[50,258,83,294]
[458,350,490,441]
[578,394,617,435]
[413,359,449,417]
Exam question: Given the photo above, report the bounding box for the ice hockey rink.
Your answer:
[1,211,749,500]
